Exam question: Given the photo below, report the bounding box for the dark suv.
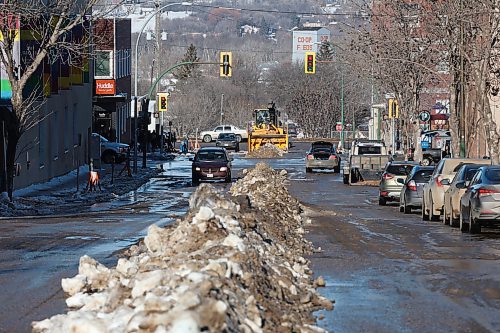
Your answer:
[192,147,232,185]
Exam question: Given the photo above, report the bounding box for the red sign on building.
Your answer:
[95,79,116,95]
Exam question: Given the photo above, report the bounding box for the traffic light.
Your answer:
[220,51,232,77]
[388,98,400,119]
[158,93,168,112]
[304,52,316,74]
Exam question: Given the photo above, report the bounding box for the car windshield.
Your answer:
[94,134,108,142]
[358,146,381,154]
[412,170,433,182]
[386,164,415,176]
[196,151,227,161]
[218,133,235,140]
[485,169,500,182]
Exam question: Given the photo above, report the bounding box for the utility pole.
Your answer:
[155,0,161,154]
[220,93,224,125]
[341,70,345,149]
[459,0,466,157]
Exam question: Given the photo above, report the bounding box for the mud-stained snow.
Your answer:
[32,163,332,332]
[246,143,284,158]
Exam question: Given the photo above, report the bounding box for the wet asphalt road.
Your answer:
[1,142,500,332]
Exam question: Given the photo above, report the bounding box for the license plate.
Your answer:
[224,144,229,146]
[207,174,214,178]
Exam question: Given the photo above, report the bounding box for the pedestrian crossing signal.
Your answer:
[158,93,168,112]
[220,51,232,77]
[305,52,316,74]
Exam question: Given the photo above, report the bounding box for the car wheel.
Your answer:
[101,151,116,164]
[443,205,450,225]
[459,208,469,232]
[306,167,312,173]
[469,210,481,234]
[403,202,412,214]
[429,195,440,221]
[422,200,430,221]
[343,174,349,184]
[225,174,232,183]
[235,135,242,142]
[203,135,212,143]
[450,206,459,227]
[334,164,341,173]
[421,157,432,166]
[378,197,386,206]
[399,205,404,213]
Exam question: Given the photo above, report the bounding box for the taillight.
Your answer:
[307,154,314,160]
[383,173,394,180]
[436,177,443,187]
[408,180,417,191]
[329,155,337,160]
[478,188,500,196]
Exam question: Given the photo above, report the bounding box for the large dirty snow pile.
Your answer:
[33,163,332,333]
[246,143,284,158]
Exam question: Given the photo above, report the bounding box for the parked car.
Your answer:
[378,161,418,205]
[92,133,129,164]
[422,158,486,221]
[305,141,341,173]
[459,166,500,233]
[216,133,240,152]
[191,147,232,185]
[442,163,489,227]
[199,125,247,143]
[398,166,435,213]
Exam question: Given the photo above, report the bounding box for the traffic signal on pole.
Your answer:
[388,98,399,119]
[220,51,232,77]
[305,52,316,74]
[158,93,168,112]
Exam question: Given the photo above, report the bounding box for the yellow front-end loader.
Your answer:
[247,103,288,152]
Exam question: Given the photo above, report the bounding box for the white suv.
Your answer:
[199,125,247,143]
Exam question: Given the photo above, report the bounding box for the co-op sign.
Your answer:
[95,79,116,95]
[292,28,331,62]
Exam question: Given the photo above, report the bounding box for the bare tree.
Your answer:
[0,0,115,200]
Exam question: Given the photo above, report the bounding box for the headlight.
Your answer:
[220,167,227,172]
[195,167,201,171]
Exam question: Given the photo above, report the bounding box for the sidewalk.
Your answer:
[1,158,164,218]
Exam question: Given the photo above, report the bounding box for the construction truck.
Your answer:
[248,102,289,152]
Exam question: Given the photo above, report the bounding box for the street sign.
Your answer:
[418,111,431,122]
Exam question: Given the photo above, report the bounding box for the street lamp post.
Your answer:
[133,1,192,172]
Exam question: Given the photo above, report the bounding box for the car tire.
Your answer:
[450,206,459,227]
[422,200,430,221]
[403,202,412,214]
[469,210,481,234]
[459,208,469,232]
[306,167,312,173]
[334,164,341,173]
[203,135,212,143]
[101,150,116,164]
[192,176,200,186]
[235,135,242,142]
[443,205,450,225]
[225,174,232,183]
[343,174,349,184]
[378,197,387,206]
[429,195,440,221]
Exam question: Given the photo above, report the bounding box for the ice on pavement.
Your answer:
[32,163,333,332]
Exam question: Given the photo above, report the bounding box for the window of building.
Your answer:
[95,50,113,78]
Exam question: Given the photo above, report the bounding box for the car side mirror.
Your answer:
[397,178,405,184]
[455,180,465,189]
[441,179,451,186]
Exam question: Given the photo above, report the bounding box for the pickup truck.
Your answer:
[343,139,392,184]
[92,133,129,164]
[200,125,248,143]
